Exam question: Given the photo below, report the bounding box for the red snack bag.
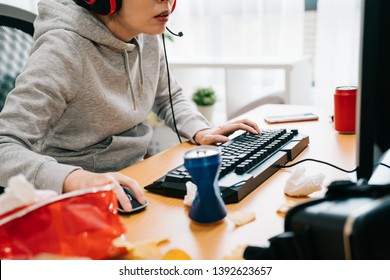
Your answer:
[0,184,126,260]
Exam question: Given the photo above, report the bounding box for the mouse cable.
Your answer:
[161,33,182,144]
[278,158,357,173]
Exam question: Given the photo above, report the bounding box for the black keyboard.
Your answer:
[145,129,309,204]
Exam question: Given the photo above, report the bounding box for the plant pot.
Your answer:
[197,105,214,122]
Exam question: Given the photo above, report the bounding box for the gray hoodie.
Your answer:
[0,0,210,193]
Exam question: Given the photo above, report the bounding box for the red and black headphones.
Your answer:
[73,0,176,16]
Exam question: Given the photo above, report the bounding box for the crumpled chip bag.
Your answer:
[0,183,127,260]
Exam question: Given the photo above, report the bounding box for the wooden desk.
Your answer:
[119,104,356,260]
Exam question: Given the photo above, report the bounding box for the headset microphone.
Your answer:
[166,27,183,37]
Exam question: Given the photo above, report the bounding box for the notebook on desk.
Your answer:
[145,129,309,204]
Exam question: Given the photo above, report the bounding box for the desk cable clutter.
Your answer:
[244,179,390,260]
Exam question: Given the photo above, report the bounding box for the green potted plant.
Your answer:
[192,87,217,122]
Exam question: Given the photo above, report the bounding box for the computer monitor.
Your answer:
[356,0,390,182]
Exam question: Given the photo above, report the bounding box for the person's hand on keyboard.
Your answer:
[193,118,261,145]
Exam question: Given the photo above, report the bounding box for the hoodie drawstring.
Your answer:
[123,49,137,110]
[122,40,144,110]
[136,42,145,95]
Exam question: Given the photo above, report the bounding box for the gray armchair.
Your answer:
[0,3,36,111]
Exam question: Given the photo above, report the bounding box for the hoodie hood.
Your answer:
[34,0,144,109]
[34,0,135,52]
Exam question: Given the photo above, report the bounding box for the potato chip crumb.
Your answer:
[276,201,297,217]
[223,244,246,260]
[228,211,256,227]
[162,249,191,260]
[134,236,170,247]
[112,236,171,260]
[131,243,163,260]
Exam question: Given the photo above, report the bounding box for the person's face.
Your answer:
[102,0,176,41]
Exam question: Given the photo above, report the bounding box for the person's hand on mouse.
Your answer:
[194,118,261,145]
[63,169,146,212]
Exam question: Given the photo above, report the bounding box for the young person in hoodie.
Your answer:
[0,0,260,211]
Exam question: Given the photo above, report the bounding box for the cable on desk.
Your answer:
[278,158,357,173]
[380,163,390,169]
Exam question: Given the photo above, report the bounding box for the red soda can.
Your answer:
[334,86,357,133]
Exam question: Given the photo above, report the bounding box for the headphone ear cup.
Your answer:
[80,0,122,16]
[171,0,177,13]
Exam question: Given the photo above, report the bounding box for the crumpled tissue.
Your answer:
[0,174,57,216]
[184,181,197,206]
[284,166,325,197]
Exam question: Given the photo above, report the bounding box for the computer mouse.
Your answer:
[117,187,148,215]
